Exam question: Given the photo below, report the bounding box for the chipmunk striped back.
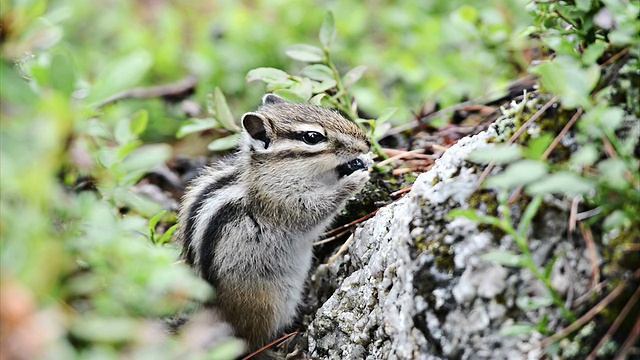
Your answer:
[174,94,371,358]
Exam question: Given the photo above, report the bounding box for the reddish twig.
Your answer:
[538,280,628,348]
[613,311,640,360]
[377,149,429,167]
[242,331,298,360]
[542,108,584,159]
[587,286,640,360]
[579,222,601,289]
[313,228,352,246]
[391,186,413,197]
[322,209,379,238]
[328,234,355,265]
[539,269,640,349]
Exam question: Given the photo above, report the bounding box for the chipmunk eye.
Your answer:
[301,131,326,145]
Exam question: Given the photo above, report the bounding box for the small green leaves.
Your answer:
[485,160,548,189]
[499,323,536,337]
[319,11,337,48]
[212,88,241,132]
[207,133,241,152]
[469,144,523,164]
[285,44,325,62]
[343,65,367,88]
[176,118,218,139]
[86,51,153,107]
[301,64,335,82]
[275,88,308,103]
[529,56,600,109]
[481,250,523,267]
[130,110,148,136]
[246,67,290,84]
[526,171,595,195]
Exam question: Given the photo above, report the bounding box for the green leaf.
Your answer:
[486,160,547,189]
[544,255,560,279]
[516,294,553,310]
[582,40,607,65]
[597,158,629,189]
[285,44,325,62]
[130,110,148,136]
[86,51,153,107]
[311,79,338,93]
[579,105,624,137]
[499,323,536,337]
[157,223,178,245]
[481,250,523,267]
[50,51,76,96]
[309,93,327,105]
[207,134,241,152]
[575,0,592,11]
[603,210,631,231]
[288,77,313,101]
[526,171,595,195]
[469,144,523,164]
[213,87,240,132]
[376,107,398,125]
[570,145,599,167]
[446,209,481,221]
[343,65,367,88]
[517,195,543,240]
[148,210,167,243]
[176,118,218,139]
[373,122,392,140]
[542,36,576,57]
[114,118,134,145]
[524,134,554,160]
[0,60,37,105]
[274,89,306,103]
[246,67,290,83]
[529,57,600,109]
[120,144,172,176]
[319,11,337,47]
[301,64,335,82]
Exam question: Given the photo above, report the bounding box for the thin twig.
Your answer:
[377,149,428,167]
[587,286,640,360]
[322,209,378,237]
[573,279,609,308]
[476,96,558,188]
[569,197,580,233]
[600,47,629,68]
[242,331,298,360]
[537,280,628,348]
[541,108,584,159]
[97,75,198,107]
[313,228,352,246]
[613,312,640,360]
[328,234,355,265]
[579,222,601,289]
[391,186,413,197]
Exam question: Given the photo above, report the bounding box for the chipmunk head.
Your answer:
[240,94,372,181]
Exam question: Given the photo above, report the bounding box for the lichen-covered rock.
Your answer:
[307,106,594,360]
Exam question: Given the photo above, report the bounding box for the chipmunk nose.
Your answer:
[337,158,367,177]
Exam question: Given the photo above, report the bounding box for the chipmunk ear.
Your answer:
[242,112,272,149]
[262,93,287,105]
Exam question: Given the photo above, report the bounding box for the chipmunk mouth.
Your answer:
[336,158,366,177]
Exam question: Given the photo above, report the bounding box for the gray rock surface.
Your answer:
[307,103,594,360]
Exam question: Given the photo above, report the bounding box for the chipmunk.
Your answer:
[175,94,372,358]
